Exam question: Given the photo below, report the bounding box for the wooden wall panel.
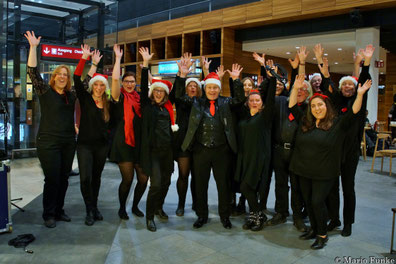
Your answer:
[245,1,273,24]
[302,0,336,11]
[201,10,223,30]
[222,6,246,27]
[151,22,168,39]
[183,15,202,32]
[166,18,184,36]
[137,25,152,40]
[123,28,138,43]
[272,0,302,17]
[335,0,374,7]
[383,52,396,129]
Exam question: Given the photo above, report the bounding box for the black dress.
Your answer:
[234,77,276,195]
[109,92,142,163]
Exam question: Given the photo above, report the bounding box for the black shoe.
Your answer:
[221,217,232,229]
[132,206,144,217]
[327,219,341,231]
[251,212,264,232]
[85,211,95,226]
[293,218,308,232]
[92,208,103,221]
[68,169,79,176]
[146,219,157,232]
[55,213,71,222]
[341,224,352,237]
[242,212,256,230]
[311,235,328,250]
[299,229,316,240]
[265,213,286,226]
[44,218,56,228]
[193,217,208,228]
[155,209,169,220]
[118,208,129,220]
[176,207,184,217]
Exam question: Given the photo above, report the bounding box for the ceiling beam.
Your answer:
[21,1,82,14]
[64,0,101,7]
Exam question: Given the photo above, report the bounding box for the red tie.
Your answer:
[210,100,215,116]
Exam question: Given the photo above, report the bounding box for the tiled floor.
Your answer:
[1,155,395,264]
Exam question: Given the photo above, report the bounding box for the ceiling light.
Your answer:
[334,62,338,65]
[380,72,384,74]
[337,48,342,51]
[324,53,328,56]
[295,46,300,49]
[313,58,316,60]
[286,52,291,55]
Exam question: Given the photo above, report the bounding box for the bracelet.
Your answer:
[92,63,98,67]
[300,63,305,66]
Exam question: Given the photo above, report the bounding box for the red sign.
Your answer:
[375,60,385,68]
[41,44,84,60]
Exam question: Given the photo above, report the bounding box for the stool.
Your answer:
[392,208,396,254]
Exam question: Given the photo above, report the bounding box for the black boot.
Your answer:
[155,209,169,220]
[311,235,328,250]
[242,212,256,230]
[132,206,144,217]
[85,210,95,226]
[293,217,308,232]
[193,217,208,228]
[146,219,157,232]
[92,207,103,221]
[341,224,352,237]
[265,213,286,226]
[118,208,129,220]
[251,211,265,232]
[299,229,316,240]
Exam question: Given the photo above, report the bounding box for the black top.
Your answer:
[27,66,76,139]
[289,104,356,180]
[234,77,276,190]
[153,106,172,148]
[73,74,109,146]
[173,76,191,151]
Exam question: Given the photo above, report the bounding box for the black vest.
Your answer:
[196,106,226,148]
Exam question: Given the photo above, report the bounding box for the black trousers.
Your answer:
[299,176,335,236]
[327,149,359,225]
[273,146,304,218]
[146,148,173,220]
[77,143,108,212]
[193,144,232,219]
[240,182,259,212]
[37,135,76,220]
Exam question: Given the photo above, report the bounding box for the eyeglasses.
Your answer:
[123,80,135,84]
[56,73,69,77]
[153,89,165,94]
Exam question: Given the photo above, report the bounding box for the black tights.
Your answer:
[176,157,192,209]
[240,182,260,212]
[118,162,148,211]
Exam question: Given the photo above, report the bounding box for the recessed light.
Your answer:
[380,72,384,74]
[286,52,291,55]
[334,62,339,65]
[295,46,300,49]
[324,53,328,56]
[337,48,342,51]
[313,58,316,60]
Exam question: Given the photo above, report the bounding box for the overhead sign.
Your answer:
[41,44,84,60]
[158,63,179,74]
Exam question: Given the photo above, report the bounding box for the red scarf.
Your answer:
[121,87,141,147]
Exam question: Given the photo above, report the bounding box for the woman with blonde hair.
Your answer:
[25,31,76,228]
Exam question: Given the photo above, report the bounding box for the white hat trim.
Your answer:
[171,124,179,132]
[204,79,221,89]
[339,76,358,89]
[186,78,202,89]
[149,82,170,96]
[88,75,109,92]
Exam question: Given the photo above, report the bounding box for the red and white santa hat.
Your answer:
[202,72,221,89]
[88,73,109,92]
[149,79,179,132]
[185,78,202,90]
[339,76,358,89]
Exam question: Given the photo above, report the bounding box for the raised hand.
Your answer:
[293,74,305,90]
[357,79,372,95]
[182,52,194,69]
[24,31,41,47]
[81,44,92,60]
[297,46,309,64]
[362,44,375,66]
[288,53,299,69]
[201,56,211,73]
[216,65,225,79]
[318,57,330,78]
[176,59,191,78]
[91,50,103,65]
[265,59,278,77]
[253,52,265,66]
[353,48,364,65]
[139,47,154,62]
[226,63,243,81]
[313,44,324,63]
[113,44,123,59]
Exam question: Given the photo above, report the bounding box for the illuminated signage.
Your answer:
[41,44,84,60]
[158,63,179,74]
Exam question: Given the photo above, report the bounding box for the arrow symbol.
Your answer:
[43,47,50,54]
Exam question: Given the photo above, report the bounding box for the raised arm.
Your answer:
[111,44,123,101]
[25,31,41,68]
[288,53,299,90]
[313,44,324,65]
[88,49,102,77]
[201,56,211,77]
[352,79,372,114]
[139,47,154,106]
[297,46,309,76]
[227,63,245,105]
[353,48,364,78]
[73,44,92,98]
[289,74,305,109]
[358,44,374,84]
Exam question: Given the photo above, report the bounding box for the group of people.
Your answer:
[25,29,374,250]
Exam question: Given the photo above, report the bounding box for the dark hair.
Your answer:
[241,77,256,89]
[149,92,169,106]
[122,71,136,81]
[245,91,264,112]
[302,96,337,132]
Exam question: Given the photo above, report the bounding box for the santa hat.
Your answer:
[309,73,321,81]
[88,73,109,93]
[149,79,173,96]
[339,76,358,89]
[149,79,179,132]
[185,78,202,90]
[203,72,221,89]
